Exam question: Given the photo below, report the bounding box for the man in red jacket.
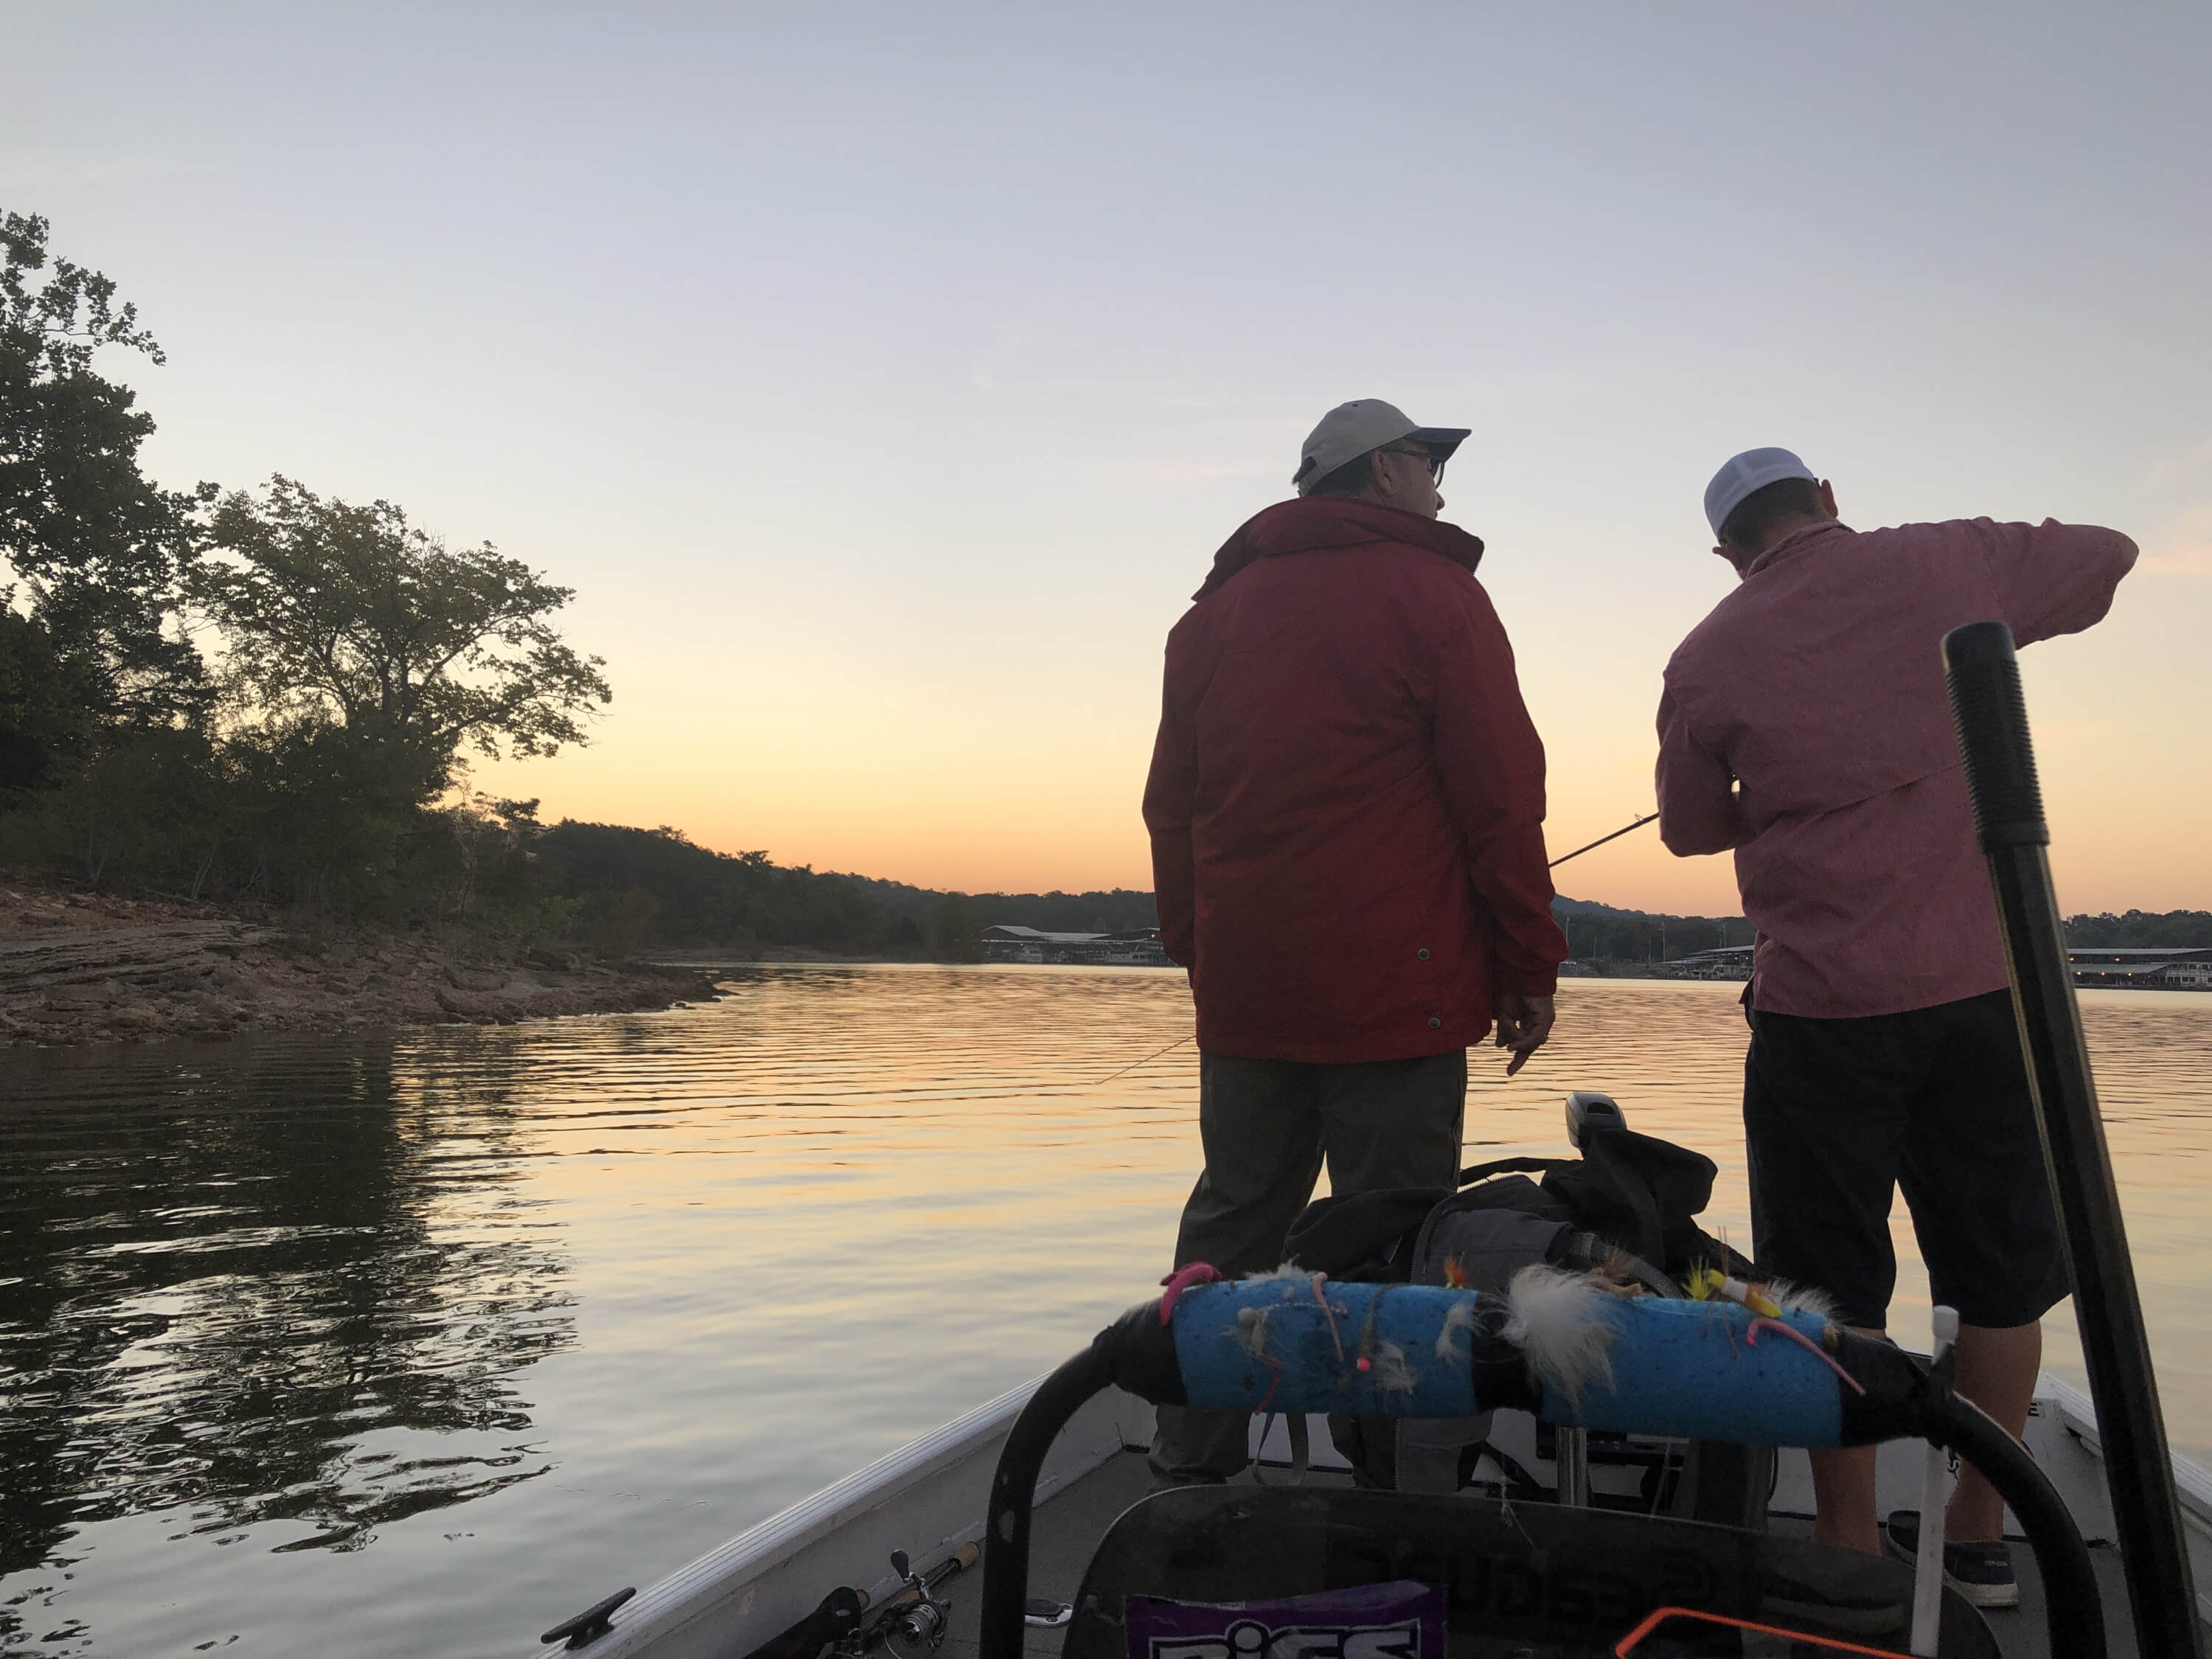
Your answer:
[1143,398,1568,1481]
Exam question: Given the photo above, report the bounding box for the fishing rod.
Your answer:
[1086,813,1658,1087]
[1092,814,1662,1075]
[1943,621,2203,1659]
[1549,812,1658,869]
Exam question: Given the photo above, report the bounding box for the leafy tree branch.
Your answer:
[200,476,611,781]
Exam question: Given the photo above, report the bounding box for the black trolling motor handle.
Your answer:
[978,1346,1116,1659]
[1943,620,2204,1659]
[1926,1389,2106,1659]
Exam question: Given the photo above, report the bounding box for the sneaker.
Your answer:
[1759,1553,1909,1639]
[1885,1509,2021,1610]
[1757,1574,1910,1638]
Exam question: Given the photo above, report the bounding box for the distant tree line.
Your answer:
[520,821,1164,962]
[1552,908,2212,960]
[2062,910,2212,948]
[1554,908,2212,959]
[840,874,1159,936]
[1552,902,1755,964]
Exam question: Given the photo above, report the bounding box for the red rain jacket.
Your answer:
[1144,496,1566,1063]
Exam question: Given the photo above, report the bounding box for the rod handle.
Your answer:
[1941,621,2049,850]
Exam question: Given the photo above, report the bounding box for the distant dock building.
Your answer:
[980,927,2211,987]
[1644,943,2211,990]
[1659,945,1754,980]
[981,925,1174,967]
[2065,947,2212,991]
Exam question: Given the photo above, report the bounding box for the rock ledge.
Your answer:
[0,883,721,1047]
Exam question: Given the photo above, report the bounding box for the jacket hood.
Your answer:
[1194,496,1486,599]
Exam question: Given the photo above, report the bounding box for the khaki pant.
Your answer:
[1149,1048,1468,1482]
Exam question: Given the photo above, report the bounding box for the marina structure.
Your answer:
[978,929,2212,988]
[978,925,1173,967]
[1632,943,2211,990]
[1658,945,1754,980]
[2066,947,2212,990]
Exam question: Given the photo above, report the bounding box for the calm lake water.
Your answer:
[4,967,2210,1657]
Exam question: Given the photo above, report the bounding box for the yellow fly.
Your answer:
[1686,1264,1781,1319]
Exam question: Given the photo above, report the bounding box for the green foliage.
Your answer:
[0,727,220,888]
[925,896,983,963]
[2064,910,2212,947]
[841,874,1158,934]
[578,888,661,959]
[529,822,920,955]
[0,608,83,796]
[490,823,1163,959]
[1551,899,1754,962]
[218,724,451,914]
[201,477,611,776]
[0,217,613,926]
[1,209,212,735]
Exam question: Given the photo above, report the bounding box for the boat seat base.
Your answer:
[1062,1485,1998,1658]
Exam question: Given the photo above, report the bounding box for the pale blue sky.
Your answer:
[7,4,2206,911]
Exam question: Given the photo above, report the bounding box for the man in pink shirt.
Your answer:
[1657,448,2136,1603]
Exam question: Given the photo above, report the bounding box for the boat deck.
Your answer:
[934,1448,2140,1659]
[543,1378,2202,1659]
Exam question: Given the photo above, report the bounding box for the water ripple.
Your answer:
[1,966,2206,1658]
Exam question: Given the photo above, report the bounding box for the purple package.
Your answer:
[1123,1580,1444,1659]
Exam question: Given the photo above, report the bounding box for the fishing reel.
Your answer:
[826,1543,978,1657]
[884,1551,950,1652]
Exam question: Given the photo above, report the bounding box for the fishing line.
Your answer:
[1087,1033,1193,1087]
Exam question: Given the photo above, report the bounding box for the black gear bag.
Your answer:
[1282,1121,1770,1523]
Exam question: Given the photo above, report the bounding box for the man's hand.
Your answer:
[1492,992,1556,1077]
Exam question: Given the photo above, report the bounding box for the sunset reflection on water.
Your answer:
[2,967,2207,1657]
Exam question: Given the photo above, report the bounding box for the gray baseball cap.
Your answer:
[1704,447,1818,538]
[1294,399,1470,496]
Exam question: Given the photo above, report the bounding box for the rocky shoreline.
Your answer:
[0,883,723,1048]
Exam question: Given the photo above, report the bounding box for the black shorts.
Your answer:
[1743,987,2070,1331]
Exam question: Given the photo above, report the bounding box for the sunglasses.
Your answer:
[1379,445,1447,485]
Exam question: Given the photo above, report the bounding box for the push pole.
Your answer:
[1941,620,2202,1658]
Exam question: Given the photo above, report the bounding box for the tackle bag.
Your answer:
[1284,1124,1771,1525]
[1284,1124,1753,1288]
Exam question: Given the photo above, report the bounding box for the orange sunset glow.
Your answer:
[476,497,2206,919]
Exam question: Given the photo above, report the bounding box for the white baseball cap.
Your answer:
[1704,447,1818,538]
[1294,399,1470,496]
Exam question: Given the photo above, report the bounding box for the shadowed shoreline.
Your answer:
[0,879,720,1048]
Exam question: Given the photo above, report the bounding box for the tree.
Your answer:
[200,476,611,790]
[0,209,212,734]
[927,895,983,963]
[0,608,76,796]
[2064,910,2212,948]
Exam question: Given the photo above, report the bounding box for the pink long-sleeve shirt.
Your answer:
[1657,516,2135,1019]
